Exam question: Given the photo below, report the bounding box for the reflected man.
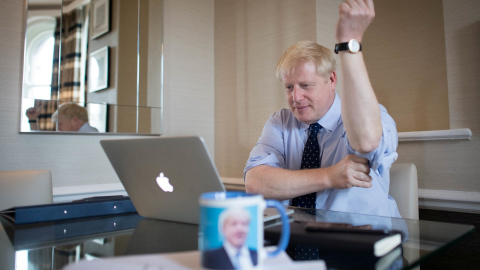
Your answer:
[26,103,98,132]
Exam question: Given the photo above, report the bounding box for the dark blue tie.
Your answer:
[290,124,322,261]
[291,123,321,209]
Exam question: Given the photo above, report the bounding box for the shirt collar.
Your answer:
[223,240,245,257]
[297,92,341,132]
[319,92,341,132]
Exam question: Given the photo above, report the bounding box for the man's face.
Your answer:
[223,214,249,249]
[282,61,336,125]
[57,115,79,131]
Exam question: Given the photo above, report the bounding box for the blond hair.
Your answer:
[51,103,89,122]
[276,40,336,81]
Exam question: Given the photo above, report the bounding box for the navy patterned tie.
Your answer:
[291,123,321,209]
[290,124,322,261]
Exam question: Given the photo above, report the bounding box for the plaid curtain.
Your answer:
[59,8,84,103]
[36,8,86,131]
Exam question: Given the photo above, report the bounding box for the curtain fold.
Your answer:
[36,8,86,131]
[59,8,84,103]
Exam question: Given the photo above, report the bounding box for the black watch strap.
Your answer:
[334,42,349,54]
[334,41,362,54]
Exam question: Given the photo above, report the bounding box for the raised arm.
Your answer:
[336,0,381,153]
[26,104,42,131]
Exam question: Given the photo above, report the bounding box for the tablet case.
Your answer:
[0,197,136,225]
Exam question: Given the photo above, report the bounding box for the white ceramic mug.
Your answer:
[199,191,290,269]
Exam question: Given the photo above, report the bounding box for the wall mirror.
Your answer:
[21,0,163,134]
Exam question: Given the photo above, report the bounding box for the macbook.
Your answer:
[100,136,225,225]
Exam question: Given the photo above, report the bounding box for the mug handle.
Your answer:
[265,200,290,257]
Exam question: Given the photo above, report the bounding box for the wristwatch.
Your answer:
[334,39,362,54]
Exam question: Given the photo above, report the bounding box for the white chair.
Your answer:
[389,163,419,220]
[0,170,53,211]
[0,170,53,270]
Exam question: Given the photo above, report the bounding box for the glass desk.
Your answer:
[0,208,474,270]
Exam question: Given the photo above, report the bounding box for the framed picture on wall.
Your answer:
[91,0,110,39]
[87,102,108,132]
[89,46,109,92]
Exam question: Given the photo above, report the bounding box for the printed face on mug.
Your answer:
[199,192,290,270]
[221,207,251,249]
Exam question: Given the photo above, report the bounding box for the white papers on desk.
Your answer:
[62,247,326,270]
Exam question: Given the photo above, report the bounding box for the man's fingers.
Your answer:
[346,0,361,10]
[354,177,372,188]
[353,170,372,182]
[364,0,375,11]
[341,0,368,15]
[349,154,369,164]
[339,1,350,13]
[358,163,371,174]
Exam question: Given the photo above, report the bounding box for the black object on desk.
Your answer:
[265,220,403,257]
[0,196,136,225]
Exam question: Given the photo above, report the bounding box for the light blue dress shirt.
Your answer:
[244,93,401,218]
[78,122,99,132]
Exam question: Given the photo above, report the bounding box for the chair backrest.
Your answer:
[389,163,419,220]
[0,170,53,211]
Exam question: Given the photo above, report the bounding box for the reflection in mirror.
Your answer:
[21,0,163,135]
[22,98,162,134]
[12,235,133,269]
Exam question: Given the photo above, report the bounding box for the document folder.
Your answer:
[0,197,136,225]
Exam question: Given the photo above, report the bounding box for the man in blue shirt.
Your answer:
[244,0,401,218]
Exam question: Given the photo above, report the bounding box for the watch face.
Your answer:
[349,39,360,53]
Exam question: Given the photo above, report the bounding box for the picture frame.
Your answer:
[89,46,109,92]
[91,0,110,39]
[86,102,108,133]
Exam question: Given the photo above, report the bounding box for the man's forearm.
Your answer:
[339,52,382,153]
[244,165,330,201]
[245,155,373,200]
[29,122,39,131]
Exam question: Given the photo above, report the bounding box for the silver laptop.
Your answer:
[100,136,225,225]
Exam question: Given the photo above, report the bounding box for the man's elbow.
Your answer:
[353,130,382,154]
[244,172,256,194]
[244,168,263,194]
[356,140,380,154]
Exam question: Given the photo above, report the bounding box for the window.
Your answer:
[23,16,56,100]
[22,16,57,131]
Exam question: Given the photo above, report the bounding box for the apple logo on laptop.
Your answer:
[156,172,174,192]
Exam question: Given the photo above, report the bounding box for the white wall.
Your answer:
[162,0,215,152]
[395,0,480,193]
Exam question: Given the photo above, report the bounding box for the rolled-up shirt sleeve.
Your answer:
[345,105,398,177]
[244,112,286,177]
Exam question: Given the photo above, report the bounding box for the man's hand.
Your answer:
[26,104,42,120]
[325,154,372,189]
[336,0,375,42]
